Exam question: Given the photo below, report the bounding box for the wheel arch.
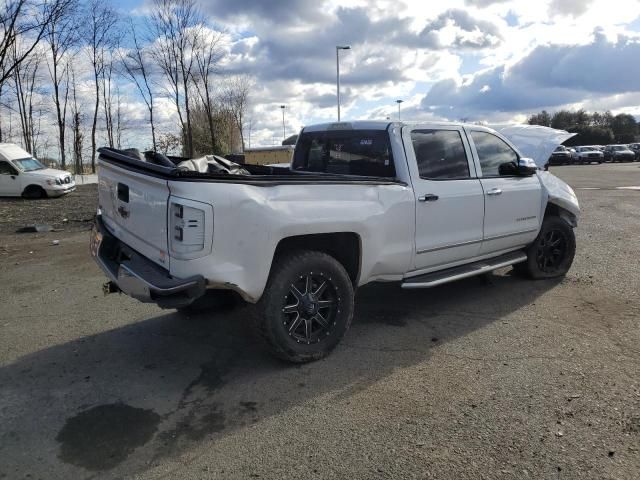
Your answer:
[271,232,362,286]
[22,184,47,198]
[545,202,577,228]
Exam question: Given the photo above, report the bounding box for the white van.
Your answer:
[0,143,75,198]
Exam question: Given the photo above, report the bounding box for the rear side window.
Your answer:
[292,130,395,177]
[411,129,470,180]
[470,131,519,177]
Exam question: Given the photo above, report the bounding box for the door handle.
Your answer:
[486,188,502,196]
[418,194,439,202]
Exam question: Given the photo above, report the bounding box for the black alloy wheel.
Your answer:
[282,273,339,344]
[515,215,576,279]
[257,250,355,363]
[535,228,568,274]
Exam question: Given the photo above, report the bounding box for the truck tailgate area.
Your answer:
[98,162,171,269]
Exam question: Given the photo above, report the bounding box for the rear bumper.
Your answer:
[91,215,206,308]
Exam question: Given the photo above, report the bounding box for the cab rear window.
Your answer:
[292,130,395,177]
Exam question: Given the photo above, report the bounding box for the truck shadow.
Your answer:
[0,270,560,478]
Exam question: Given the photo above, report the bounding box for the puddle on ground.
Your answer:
[56,403,161,471]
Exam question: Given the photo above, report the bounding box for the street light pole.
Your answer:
[280,105,286,141]
[336,45,351,121]
[396,99,404,120]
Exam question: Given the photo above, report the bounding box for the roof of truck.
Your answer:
[302,120,489,132]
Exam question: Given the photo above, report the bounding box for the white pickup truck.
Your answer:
[91,121,579,362]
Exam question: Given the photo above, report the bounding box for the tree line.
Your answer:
[527,109,639,146]
[0,0,253,173]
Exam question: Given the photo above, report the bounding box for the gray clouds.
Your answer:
[548,0,596,16]
[420,31,640,119]
[221,6,503,87]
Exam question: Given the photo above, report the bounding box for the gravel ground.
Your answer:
[0,164,638,480]
[0,184,98,235]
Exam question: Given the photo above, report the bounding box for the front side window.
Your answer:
[0,161,16,175]
[470,131,519,177]
[13,157,46,172]
[292,130,395,177]
[411,129,470,180]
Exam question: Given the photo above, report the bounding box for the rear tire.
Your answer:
[22,185,46,199]
[514,216,576,279]
[256,250,355,363]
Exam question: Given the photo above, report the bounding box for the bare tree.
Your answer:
[86,0,118,172]
[222,74,253,152]
[149,0,203,157]
[0,0,70,86]
[193,28,224,154]
[156,131,180,155]
[114,84,126,149]
[119,19,157,149]
[10,43,44,154]
[69,64,82,173]
[44,0,77,169]
[101,47,117,147]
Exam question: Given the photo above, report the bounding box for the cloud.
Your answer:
[465,0,510,5]
[417,9,503,49]
[510,30,640,93]
[420,30,640,120]
[548,0,596,17]
[201,0,326,23]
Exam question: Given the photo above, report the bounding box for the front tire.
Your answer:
[515,216,576,279]
[257,250,355,363]
[22,185,46,199]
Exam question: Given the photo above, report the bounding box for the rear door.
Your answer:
[466,129,542,255]
[403,126,485,271]
[98,161,171,268]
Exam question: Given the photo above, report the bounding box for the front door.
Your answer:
[0,161,20,196]
[466,129,543,255]
[404,126,485,271]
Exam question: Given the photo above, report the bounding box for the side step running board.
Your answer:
[401,251,527,289]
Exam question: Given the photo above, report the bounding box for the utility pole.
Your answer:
[396,99,404,120]
[280,105,286,141]
[336,45,351,121]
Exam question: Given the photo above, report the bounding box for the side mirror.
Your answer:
[516,157,538,176]
[497,157,538,176]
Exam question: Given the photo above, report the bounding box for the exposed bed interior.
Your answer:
[97,147,405,185]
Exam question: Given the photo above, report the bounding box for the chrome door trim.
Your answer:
[416,228,538,255]
[416,238,482,255]
[483,228,538,242]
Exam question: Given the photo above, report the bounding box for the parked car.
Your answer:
[603,145,636,162]
[549,145,573,165]
[0,143,75,198]
[91,121,579,363]
[574,146,603,164]
[628,143,640,160]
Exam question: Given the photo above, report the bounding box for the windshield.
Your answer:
[13,157,46,172]
[292,130,395,177]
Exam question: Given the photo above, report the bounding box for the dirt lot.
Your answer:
[0,164,638,480]
[0,184,98,236]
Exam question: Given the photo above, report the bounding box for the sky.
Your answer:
[19,0,640,151]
